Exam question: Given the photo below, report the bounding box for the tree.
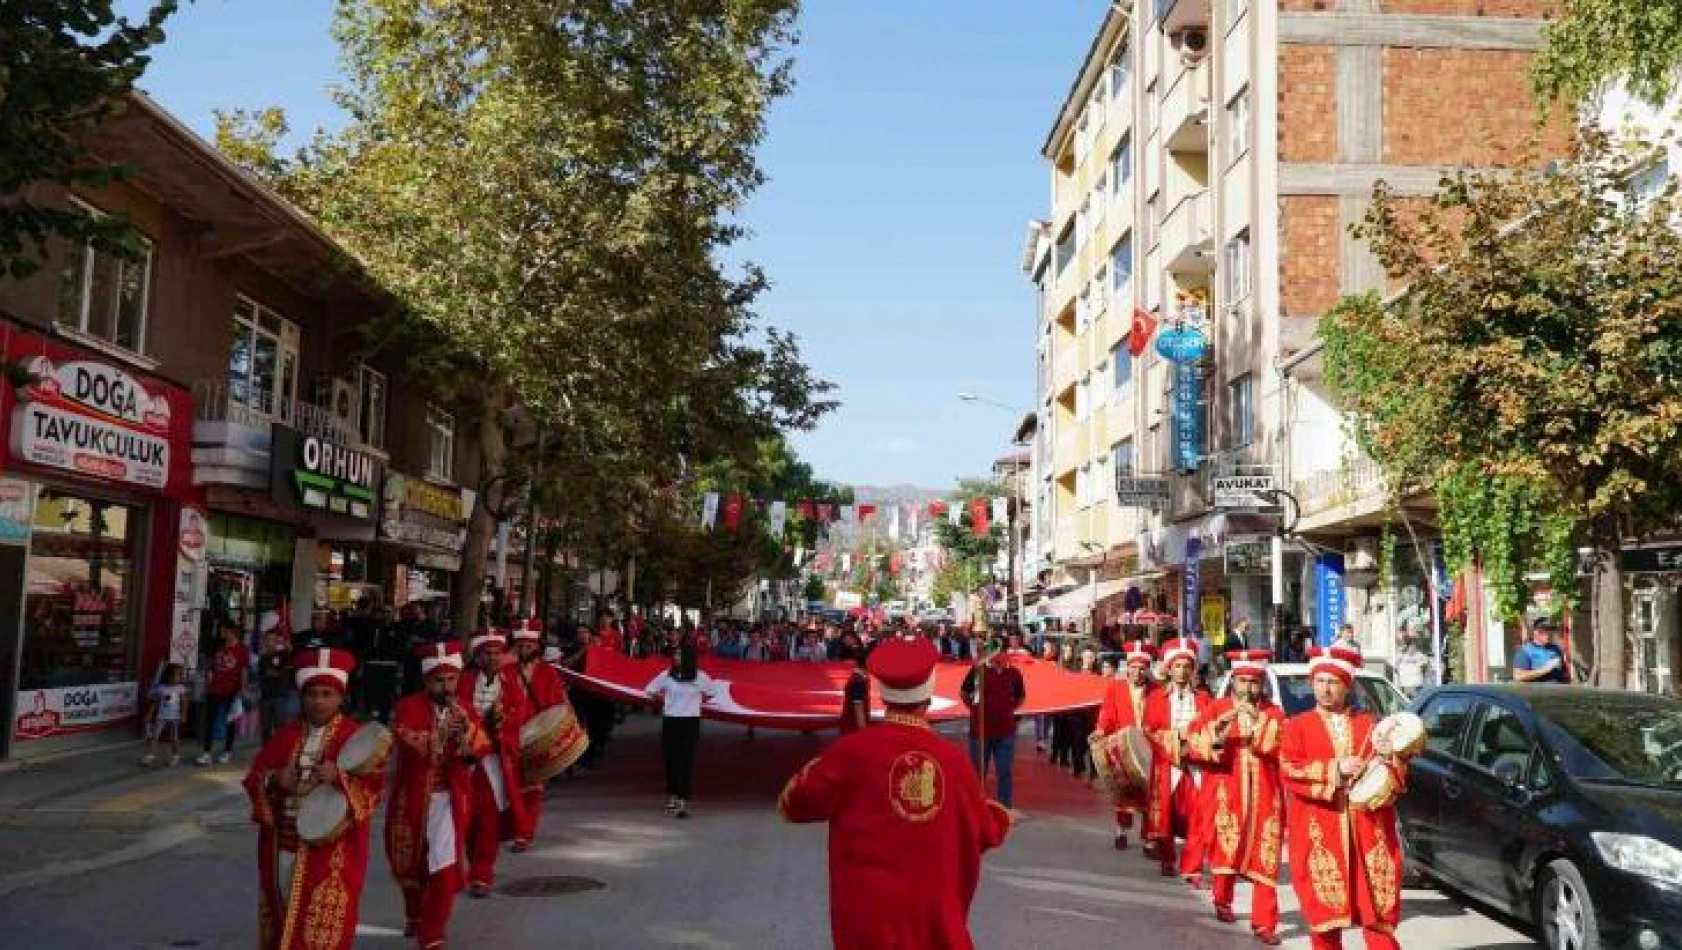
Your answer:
[1319,127,1682,688]
[219,0,834,632]
[930,477,1007,592]
[1532,0,1682,107]
[2,1,179,281]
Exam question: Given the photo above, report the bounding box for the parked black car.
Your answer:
[1401,684,1682,950]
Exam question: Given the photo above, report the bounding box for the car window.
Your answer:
[1273,675,1316,716]
[1469,703,1533,780]
[1419,693,1474,756]
[1355,678,1407,716]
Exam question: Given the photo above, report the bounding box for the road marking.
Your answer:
[0,821,204,899]
[93,770,239,814]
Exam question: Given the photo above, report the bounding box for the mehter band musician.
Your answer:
[511,617,568,850]
[1092,639,1157,850]
[244,647,385,950]
[779,636,1012,950]
[1143,636,1213,880]
[1185,649,1287,945]
[456,628,532,896]
[1279,646,1406,950]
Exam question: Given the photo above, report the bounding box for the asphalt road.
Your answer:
[0,714,1534,949]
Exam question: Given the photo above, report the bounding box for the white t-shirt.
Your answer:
[645,670,718,718]
[152,683,186,723]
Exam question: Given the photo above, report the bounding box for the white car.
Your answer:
[1213,663,1409,717]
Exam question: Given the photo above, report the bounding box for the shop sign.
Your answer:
[13,682,139,740]
[1315,553,1346,646]
[1225,539,1272,575]
[1181,537,1202,633]
[272,426,381,520]
[414,550,462,572]
[1620,545,1682,574]
[1116,475,1170,508]
[0,477,35,544]
[1212,474,1278,511]
[11,357,173,488]
[171,506,210,670]
[1172,361,1204,473]
[381,472,471,552]
[1155,324,1211,364]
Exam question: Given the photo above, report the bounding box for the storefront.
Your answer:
[0,324,194,759]
[203,512,295,651]
[378,471,471,615]
[268,424,382,624]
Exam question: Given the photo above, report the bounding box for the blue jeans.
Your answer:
[969,736,1016,808]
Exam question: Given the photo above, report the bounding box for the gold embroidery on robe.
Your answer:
[1257,815,1282,876]
[1214,784,1241,858]
[887,752,944,823]
[388,794,416,886]
[300,846,351,949]
[1307,820,1348,912]
[1365,839,1399,917]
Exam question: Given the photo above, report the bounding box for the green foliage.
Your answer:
[1,1,179,279]
[1533,1,1682,107]
[1321,128,1682,629]
[930,477,1007,580]
[801,574,826,603]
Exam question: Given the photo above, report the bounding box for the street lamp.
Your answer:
[1254,488,1301,657]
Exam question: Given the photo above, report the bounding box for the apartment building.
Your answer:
[1027,0,1564,654]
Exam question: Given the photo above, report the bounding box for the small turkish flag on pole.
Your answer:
[969,498,990,537]
[1129,307,1159,357]
[723,494,743,531]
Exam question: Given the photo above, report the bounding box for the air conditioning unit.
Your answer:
[1171,27,1209,63]
[1345,537,1380,572]
[314,375,358,428]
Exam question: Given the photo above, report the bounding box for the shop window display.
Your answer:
[20,492,142,690]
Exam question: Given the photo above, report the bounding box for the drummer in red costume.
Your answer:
[1143,636,1213,880]
[456,629,531,896]
[779,637,1012,950]
[386,642,489,950]
[1092,639,1157,850]
[510,616,567,851]
[1185,649,1287,945]
[1279,646,1405,950]
[244,647,384,950]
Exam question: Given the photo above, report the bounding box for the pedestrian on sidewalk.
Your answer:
[645,642,717,819]
[142,663,186,767]
[257,621,295,743]
[199,620,251,766]
[961,640,1026,810]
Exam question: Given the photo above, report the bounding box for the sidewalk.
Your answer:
[0,739,251,831]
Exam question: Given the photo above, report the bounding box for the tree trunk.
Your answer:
[1590,514,1627,690]
[452,396,509,637]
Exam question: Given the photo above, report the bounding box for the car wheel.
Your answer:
[1537,859,1601,950]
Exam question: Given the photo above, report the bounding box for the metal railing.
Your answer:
[194,379,360,446]
[1292,456,1388,516]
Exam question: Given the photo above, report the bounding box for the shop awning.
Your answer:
[1039,579,1132,620]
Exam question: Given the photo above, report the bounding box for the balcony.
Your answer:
[1161,59,1209,153]
[1292,456,1389,529]
[1053,344,1081,389]
[1054,428,1083,476]
[193,380,364,489]
[1160,190,1214,274]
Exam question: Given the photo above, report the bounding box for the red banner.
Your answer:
[723,494,743,531]
[968,498,990,536]
[559,651,1106,730]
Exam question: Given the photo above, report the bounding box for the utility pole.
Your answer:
[1258,489,1300,658]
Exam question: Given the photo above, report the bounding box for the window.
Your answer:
[1223,229,1253,304]
[357,364,388,450]
[1112,232,1134,291]
[1113,438,1135,477]
[1228,373,1254,447]
[1109,48,1132,100]
[1111,133,1133,196]
[1226,88,1251,164]
[426,407,456,481]
[57,199,151,353]
[19,492,143,694]
[228,297,300,418]
[1469,704,1533,781]
[1055,220,1076,276]
[1146,191,1163,248]
[1420,694,1474,756]
[1112,344,1134,392]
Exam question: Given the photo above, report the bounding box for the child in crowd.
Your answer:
[142,663,187,767]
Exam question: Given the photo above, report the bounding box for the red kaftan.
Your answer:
[244,716,385,950]
[1279,708,1406,935]
[779,714,1013,950]
[385,692,489,949]
[1095,680,1154,817]
[513,657,570,844]
[1141,684,1213,844]
[1185,698,1286,885]
[457,664,531,887]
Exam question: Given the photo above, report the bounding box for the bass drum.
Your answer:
[1090,725,1153,805]
[1349,759,1403,811]
[520,703,591,784]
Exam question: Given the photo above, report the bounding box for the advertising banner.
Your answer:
[171,505,210,670]
[1181,536,1202,633]
[1315,553,1346,646]
[1172,361,1203,473]
[13,682,140,741]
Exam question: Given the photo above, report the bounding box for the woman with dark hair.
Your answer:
[645,643,717,818]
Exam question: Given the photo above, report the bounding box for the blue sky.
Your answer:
[124,0,1110,488]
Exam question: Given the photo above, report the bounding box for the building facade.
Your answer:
[1028,0,1565,659]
